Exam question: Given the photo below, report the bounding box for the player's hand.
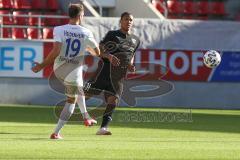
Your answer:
[128,64,136,72]
[107,54,120,66]
[31,62,43,73]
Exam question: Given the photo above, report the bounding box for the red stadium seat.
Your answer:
[167,0,183,14]
[2,28,12,38]
[47,0,59,10]
[0,0,13,9]
[13,0,31,9]
[12,28,27,39]
[197,1,209,15]
[210,2,226,15]
[28,12,45,26]
[27,28,40,39]
[32,0,46,10]
[45,12,61,26]
[60,14,69,25]
[0,10,13,25]
[183,1,196,14]
[156,2,166,13]
[43,28,53,39]
[152,0,165,13]
[13,11,27,25]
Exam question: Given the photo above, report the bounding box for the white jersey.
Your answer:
[53,24,98,87]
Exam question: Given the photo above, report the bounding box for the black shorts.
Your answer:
[84,78,123,98]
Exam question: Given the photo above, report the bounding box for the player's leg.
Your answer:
[96,81,123,135]
[102,94,119,128]
[51,95,77,139]
[96,94,118,135]
[83,79,104,123]
[77,88,97,126]
[50,84,79,139]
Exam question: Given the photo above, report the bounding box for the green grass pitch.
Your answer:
[0,105,240,160]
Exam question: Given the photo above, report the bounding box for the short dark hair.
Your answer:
[120,12,132,20]
[68,3,84,18]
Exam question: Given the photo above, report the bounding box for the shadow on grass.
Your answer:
[0,105,240,134]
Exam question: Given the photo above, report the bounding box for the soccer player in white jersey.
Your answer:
[32,4,101,139]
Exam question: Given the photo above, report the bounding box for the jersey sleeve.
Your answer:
[53,27,62,43]
[85,31,98,49]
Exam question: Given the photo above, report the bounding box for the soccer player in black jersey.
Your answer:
[85,12,140,135]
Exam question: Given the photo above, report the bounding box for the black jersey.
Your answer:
[98,30,140,81]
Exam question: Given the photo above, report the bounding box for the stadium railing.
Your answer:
[0,13,68,40]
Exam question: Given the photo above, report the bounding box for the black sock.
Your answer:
[101,104,116,128]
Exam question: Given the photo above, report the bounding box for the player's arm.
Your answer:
[32,42,62,73]
[99,31,120,66]
[99,44,120,66]
[128,56,136,72]
[86,31,120,66]
[128,39,140,72]
[86,44,114,63]
[32,27,62,73]
[86,46,100,57]
[85,31,102,57]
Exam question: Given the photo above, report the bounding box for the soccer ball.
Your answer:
[203,50,221,68]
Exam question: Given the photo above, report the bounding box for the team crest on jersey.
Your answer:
[131,38,137,44]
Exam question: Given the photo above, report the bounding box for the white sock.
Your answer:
[77,95,89,119]
[54,102,75,134]
[54,119,67,135]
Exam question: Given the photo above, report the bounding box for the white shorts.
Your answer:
[64,85,84,98]
[54,64,84,98]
